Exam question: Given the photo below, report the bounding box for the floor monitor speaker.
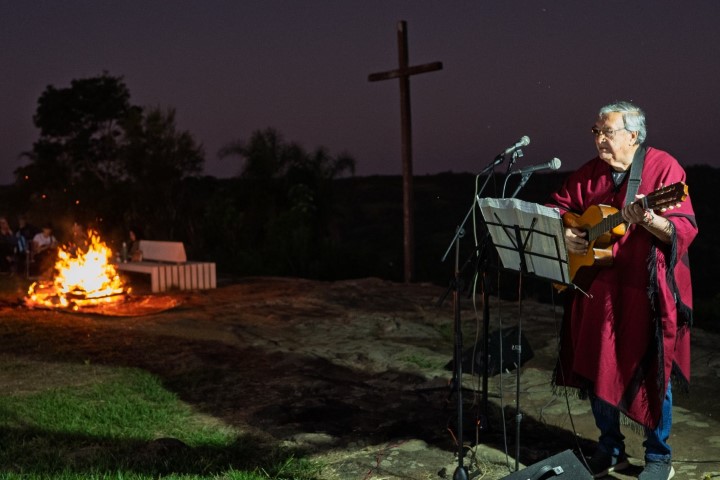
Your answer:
[501,449,592,480]
[445,326,534,376]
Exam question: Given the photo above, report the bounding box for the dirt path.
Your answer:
[1,277,719,479]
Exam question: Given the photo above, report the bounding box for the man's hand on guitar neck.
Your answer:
[621,194,674,244]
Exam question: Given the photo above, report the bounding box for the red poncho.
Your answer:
[549,147,697,429]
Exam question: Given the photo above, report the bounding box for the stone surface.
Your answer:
[1,276,719,479]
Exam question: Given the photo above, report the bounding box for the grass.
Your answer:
[0,274,323,478]
[0,359,322,479]
[400,353,446,370]
[0,274,361,480]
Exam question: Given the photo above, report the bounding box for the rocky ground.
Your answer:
[1,276,719,479]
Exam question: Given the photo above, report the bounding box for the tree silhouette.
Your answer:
[24,73,137,187]
[16,73,204,243]
[219,128,355,276]
[121,107,204,240]
[15,73,137,229]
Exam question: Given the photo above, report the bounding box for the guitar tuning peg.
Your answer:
[660,207,667,212]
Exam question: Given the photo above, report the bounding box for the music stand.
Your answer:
[476,197,571,471]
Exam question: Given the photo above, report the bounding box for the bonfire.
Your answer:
[25,231,128,311]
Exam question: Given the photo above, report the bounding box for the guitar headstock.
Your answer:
[645,182,689,212]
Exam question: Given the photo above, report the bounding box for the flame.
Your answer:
[26,231,128,310]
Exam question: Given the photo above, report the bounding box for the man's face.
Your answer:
[593,111,638,170]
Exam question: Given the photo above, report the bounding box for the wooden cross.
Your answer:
[369,20,442,283]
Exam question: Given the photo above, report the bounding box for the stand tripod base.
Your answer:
[453,465,469,480]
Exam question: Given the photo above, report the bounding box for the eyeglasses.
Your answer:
[591,126,627,140]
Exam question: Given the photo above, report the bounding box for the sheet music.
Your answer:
[477,197,570,284]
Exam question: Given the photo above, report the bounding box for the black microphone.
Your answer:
[495,135,530,160]
[509,157,561,176]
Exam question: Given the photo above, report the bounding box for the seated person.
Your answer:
[17,214,40,246]
[15,215,40,277]
[32,224,59,278]
[67,221,89,256]
[0,216,17,274]
[128,227,144,261]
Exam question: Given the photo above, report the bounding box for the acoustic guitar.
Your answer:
[562,182,689,285]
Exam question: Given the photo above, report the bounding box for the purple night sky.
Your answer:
[1,1,719,185]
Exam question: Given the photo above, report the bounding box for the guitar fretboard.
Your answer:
[587,211,624,242]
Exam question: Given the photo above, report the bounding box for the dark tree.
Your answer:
[218,128,355,276]
[16,73,204,244]
[121,107,204,240]
[24,74,137,186]
[16,73,138,227]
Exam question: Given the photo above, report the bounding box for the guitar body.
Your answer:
[554,182,688,290]
[563,205,626,283]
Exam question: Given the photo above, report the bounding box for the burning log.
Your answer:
[25,231,128,311]
[23,230,182,316]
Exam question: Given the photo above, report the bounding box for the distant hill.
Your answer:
[3,164,715,330]
[332,165,719,330]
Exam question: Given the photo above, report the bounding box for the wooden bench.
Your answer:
[116,240,216,293]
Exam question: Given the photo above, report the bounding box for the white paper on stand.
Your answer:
[476,197,570,285]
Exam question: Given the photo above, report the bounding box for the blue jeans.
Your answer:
[591,382,672,463]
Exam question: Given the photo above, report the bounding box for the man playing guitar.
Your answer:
[548,101,697,480]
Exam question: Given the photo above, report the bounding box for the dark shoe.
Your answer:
[638,460,675,480]
[586,449,629,478]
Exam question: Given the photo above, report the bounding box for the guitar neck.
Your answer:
[586,196,653,242]
[582,182,686,243]
[587,211,624,242]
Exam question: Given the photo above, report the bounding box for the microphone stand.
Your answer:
[439,157,500,263]
[501,149,525,198]
[504,147,523,176]
[438,157,500,480]
[509,172,533,199]
[504,170,534,471]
